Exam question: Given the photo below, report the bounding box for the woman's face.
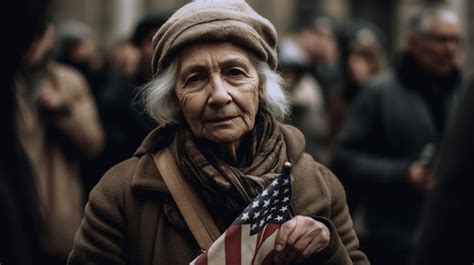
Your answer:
[175,42,260,144]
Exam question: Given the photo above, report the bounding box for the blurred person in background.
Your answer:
[278,32,328,162]
[410,74,474,265]
[328,21,386,150]
[1,1,51,264]
[98,12,171,172]
[16,24,105,264]
[278,16,344,163]
[331,6,463,265]
[130,11,174,85]
[55,20,107,99]
[55,21,109,194]
[108,39,141,79]
[280,16,343,104]
[327,22,387,210]
[304,16,343,100]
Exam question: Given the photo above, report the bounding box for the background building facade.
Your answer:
[52,0,474,74]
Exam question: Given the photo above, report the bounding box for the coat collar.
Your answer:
[130,123,306,192]
[130,153,169,193]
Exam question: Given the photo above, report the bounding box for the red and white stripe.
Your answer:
[190,223,280,265]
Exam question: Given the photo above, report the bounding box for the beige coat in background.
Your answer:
[17,62,104,258]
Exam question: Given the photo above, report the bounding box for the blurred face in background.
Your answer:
[297,26,339,65]
[347,43,384,86]
[409,14,461,77]
[348,54,372,85]
[110,41,141,77]
[70,39,95,63]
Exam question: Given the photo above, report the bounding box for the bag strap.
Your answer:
[152,147,221,251]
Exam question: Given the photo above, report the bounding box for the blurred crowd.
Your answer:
[2,1,473,265]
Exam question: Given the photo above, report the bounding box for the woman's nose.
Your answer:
[208,74,232,106]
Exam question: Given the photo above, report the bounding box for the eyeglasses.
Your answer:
[422,33,462,45]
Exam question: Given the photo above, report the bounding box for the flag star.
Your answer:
[241,212,250,221]
[272,190,280,197]
[251,223,258,230]
[263,209,269,215]
[252,200,260,208]
[282,196,290,203]
[280,206,288,212]
[283,188,290,194]
[260,219,265,227]
[266,214,273,220]
[283,178,289,185]
[271,180,279,186]
[253,211,260,219]
[271,206,277,212]
[273,199,280,204]
[263,199,270,207]
[262,190,268,196]
[275,215,283,222]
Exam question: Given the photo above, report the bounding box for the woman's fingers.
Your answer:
[274,217,298,264]
[273,216,331,264]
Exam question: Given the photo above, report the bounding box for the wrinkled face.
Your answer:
[175,42,260,144]
[410,16,461,76]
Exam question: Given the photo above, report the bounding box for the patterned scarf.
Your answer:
[170,109,288,221]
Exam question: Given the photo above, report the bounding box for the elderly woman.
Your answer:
[68,1,368,264]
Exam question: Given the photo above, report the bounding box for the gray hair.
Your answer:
[140,56,290,124]
[409,6,459,36]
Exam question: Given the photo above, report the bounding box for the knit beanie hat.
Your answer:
[151,0,278,76]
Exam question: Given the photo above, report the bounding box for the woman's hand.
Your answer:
[273,215,331,264]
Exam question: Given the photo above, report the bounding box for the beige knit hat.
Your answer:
[151,0,278,75]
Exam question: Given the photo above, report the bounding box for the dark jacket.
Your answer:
[68,124,369,264]
[411,76,474,265]
[332,52,461,249]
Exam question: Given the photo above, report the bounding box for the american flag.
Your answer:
[190,163,293,265]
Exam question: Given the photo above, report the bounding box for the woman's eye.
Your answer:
[226,68,245,77]
[186,74,206,85]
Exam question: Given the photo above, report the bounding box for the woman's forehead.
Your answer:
[178,42,253,69]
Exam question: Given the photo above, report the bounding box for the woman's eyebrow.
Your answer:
[219,58,251,69]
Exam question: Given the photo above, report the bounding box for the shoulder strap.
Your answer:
[152,147,220,251]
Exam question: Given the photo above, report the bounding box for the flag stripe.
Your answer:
[259,223,280,248]
[207,230,227,265]
[253,224,279,265]
[251,224,279,264]
[240,224,258,265]
[224,225,241,265]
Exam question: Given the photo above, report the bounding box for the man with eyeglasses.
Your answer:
[331,5,463,265]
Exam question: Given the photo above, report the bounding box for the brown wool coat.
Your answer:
[68,124,369,265]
